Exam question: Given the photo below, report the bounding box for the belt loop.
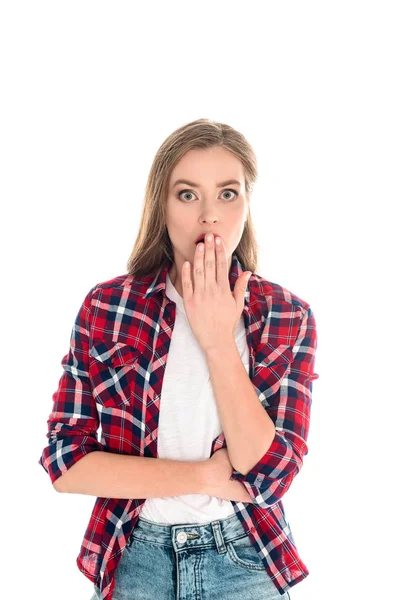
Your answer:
[211,520,227,554]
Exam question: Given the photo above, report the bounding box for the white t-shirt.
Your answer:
[139,270,250,524]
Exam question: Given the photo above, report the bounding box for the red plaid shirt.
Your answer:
[39,252,319,599]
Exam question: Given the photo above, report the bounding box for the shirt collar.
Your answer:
[142,251,250,307]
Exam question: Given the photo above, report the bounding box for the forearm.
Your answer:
[54,451,209,499]
[205,339,276,476]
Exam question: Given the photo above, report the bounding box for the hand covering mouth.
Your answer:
[194,233,221,244]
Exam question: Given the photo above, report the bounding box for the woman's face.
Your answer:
[165,145,248,291]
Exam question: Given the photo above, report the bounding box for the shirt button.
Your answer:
[177,531,187,543]
[250,527,256,533]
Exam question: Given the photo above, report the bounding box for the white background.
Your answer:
[1,2,399,599]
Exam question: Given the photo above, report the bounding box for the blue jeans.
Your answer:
[91,513,292,599]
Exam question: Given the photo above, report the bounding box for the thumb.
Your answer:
[234,271,251,299]
[243,271,252,285]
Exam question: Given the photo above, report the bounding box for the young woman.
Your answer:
[39,118,319,600]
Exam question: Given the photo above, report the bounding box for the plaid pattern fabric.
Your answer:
[38,252,319,599]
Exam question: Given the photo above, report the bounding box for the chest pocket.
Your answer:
[89,337,143,408]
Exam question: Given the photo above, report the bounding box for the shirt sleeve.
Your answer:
[230,305,319,508]
[38,285,105,487]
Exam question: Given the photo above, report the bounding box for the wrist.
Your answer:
[204,336,236,357]
[196,459,212,494]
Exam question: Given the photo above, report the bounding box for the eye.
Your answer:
[177,189,238,202]
[221,189,238,201]
[178,190,196,202]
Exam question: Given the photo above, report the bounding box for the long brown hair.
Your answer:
[126,118,260,278]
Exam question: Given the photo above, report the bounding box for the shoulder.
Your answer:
[249,271,312,314]
[86,272,149,298]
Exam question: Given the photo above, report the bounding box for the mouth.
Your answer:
[194,233,221,245]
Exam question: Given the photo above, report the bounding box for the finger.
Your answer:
[204,233,217,289]
[214,235,228,287]
[194,240,205,292]
[182,260,193,299]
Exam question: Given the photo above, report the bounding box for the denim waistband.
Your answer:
[129,512,248,552]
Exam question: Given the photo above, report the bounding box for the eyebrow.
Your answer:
[172,179,242,189]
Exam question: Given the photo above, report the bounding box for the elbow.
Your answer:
[52,475,67,493]
[53,480,62,492]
